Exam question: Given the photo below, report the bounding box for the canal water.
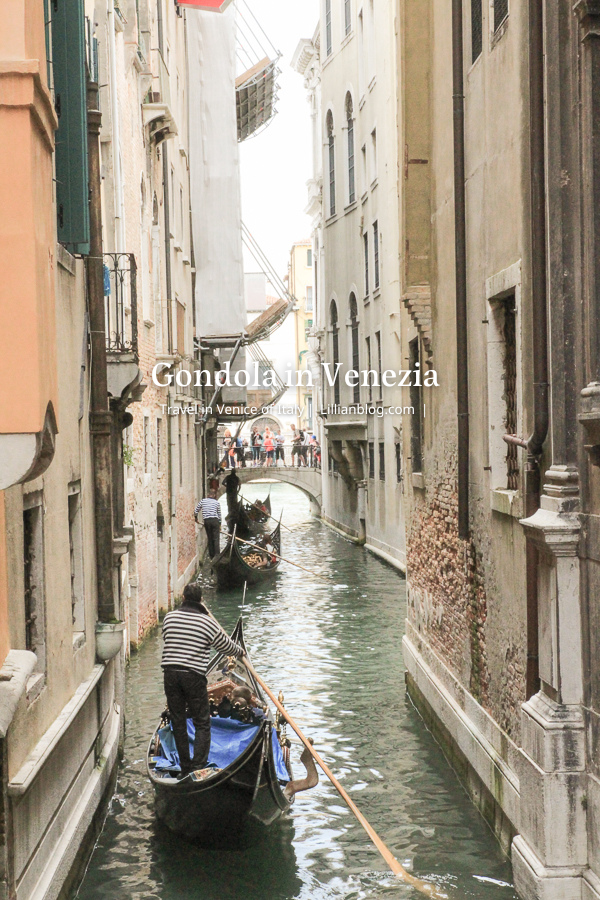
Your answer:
[76,483,516,900]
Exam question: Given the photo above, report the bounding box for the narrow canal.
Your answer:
[76,483,516,900]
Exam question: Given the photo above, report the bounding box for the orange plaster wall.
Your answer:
[0,0,58,436]
[0,493,9,667]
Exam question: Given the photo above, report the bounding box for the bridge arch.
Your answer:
[219,466,322,514]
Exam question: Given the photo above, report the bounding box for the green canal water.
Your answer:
[75,483,517,900]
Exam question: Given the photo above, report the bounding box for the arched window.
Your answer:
[330,300,340,405]
[349,293,360,403]
[326,111,336,217]
[346,94,355,204]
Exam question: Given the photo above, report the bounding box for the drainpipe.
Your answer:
[107,0,125,252]
[452,0,469,540]
[87,79,116,622]
[526,0,549,458]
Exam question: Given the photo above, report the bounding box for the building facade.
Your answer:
[295,0,406,568]
[397,0,600,898]
[289,240,315,435]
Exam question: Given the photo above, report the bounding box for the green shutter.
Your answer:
[52,0,90,255]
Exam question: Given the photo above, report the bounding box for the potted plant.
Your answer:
[95,619,126,662]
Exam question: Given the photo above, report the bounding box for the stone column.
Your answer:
[512,3,591,897]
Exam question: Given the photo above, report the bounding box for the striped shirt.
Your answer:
[195,498,221,521]
[162,607,243,675]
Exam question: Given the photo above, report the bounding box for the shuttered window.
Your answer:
[471,0,482,62]
[51,0,90,254]
[494,0,508,31]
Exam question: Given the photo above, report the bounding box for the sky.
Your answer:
[238,0,320,281]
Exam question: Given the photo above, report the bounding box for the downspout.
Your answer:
[87,79,116,622]
[107,0,125,251]
[526,0,549,458]
[452,0,469,540]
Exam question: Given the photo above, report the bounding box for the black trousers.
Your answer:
[164,668,211,774]
[204,518,220,558]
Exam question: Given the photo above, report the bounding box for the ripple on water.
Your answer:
[76,484,517,900]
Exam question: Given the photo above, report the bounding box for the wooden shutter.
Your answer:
[52,0,90,254]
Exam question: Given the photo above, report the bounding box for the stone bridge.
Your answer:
[222,465,323,514]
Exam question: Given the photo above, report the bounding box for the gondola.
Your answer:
[227,495,271,540]
[146,619,295,841]
[244,494,271,526]
[213,523,281,590]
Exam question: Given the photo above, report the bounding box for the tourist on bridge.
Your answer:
[161,583,244,779]
[251,427,262,466]
[301,429,310,467]
[263,428,275,467]
[291,425,303,466]
[195,489,222,559]
[275,430,285,465]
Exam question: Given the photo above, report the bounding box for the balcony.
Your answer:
[104,252,144,402]
[142,50,177,143]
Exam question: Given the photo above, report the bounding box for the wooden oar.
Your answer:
[244,656,447,899]
[220,531,331,582]
[205,602,447,900]
[239,495,293,533]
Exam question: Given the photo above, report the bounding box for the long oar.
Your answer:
[240,495,293,533]
[244,657,447,899]
[220,531,331,582]
[205,607,446,899]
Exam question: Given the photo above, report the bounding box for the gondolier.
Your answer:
[195,489,221,559]
[161,584,244,779]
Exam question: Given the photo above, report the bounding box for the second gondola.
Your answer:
[213,523,281,590]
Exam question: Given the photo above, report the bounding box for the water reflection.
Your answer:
[76,483,516,900]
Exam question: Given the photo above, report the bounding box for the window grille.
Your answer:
[494,0,508,31]
[373,221,380,289]
[472,0,482,61]
[326,0,332,55]
[327,112,336,217]
[364,232,369,296]
[345,0,352,35]
[503,300,519,490]
[23,495,46,674]
[347,114,356,204]
[350,294,360,403]
[369,442,375,479]
[379,443,386,481]
[395,442,402,482]
[331,301,341,406]
[409,338,423,472]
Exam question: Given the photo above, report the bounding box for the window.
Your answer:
[349,294,360,404]
[409,338,423,472]
[23,493,46,674]
[179,184,184,243]
[366,335,372,401]
[68,485,85,636]
[472,0,483,61]
[369,442,375,479]
[344,0,352,35]
[358,11,365,95]
[306,286,314,312]
[371,128,377,182]
[157,418,163,471]
[346,94,356,204]
[307,248,313,267]
[144,416,150,474]
[178,424,183,486]
[364,232,369,296]
[375,330,383,399]
[494,0,508,32]
[373,221,380,289]
[307,396,313,430]
[326,0,332,55]
[330,300,341,406]
[379,443,385,481]
[395,441,402,482]
[51,0,90,253]
[504,298,518,489]
[327,111,336,217]
[305,318,313,340]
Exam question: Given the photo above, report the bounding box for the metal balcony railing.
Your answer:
[104,252,138,360]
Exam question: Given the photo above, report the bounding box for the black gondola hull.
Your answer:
[213,523,281,590]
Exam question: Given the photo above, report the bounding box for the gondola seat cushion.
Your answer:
[153,717,289,782]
